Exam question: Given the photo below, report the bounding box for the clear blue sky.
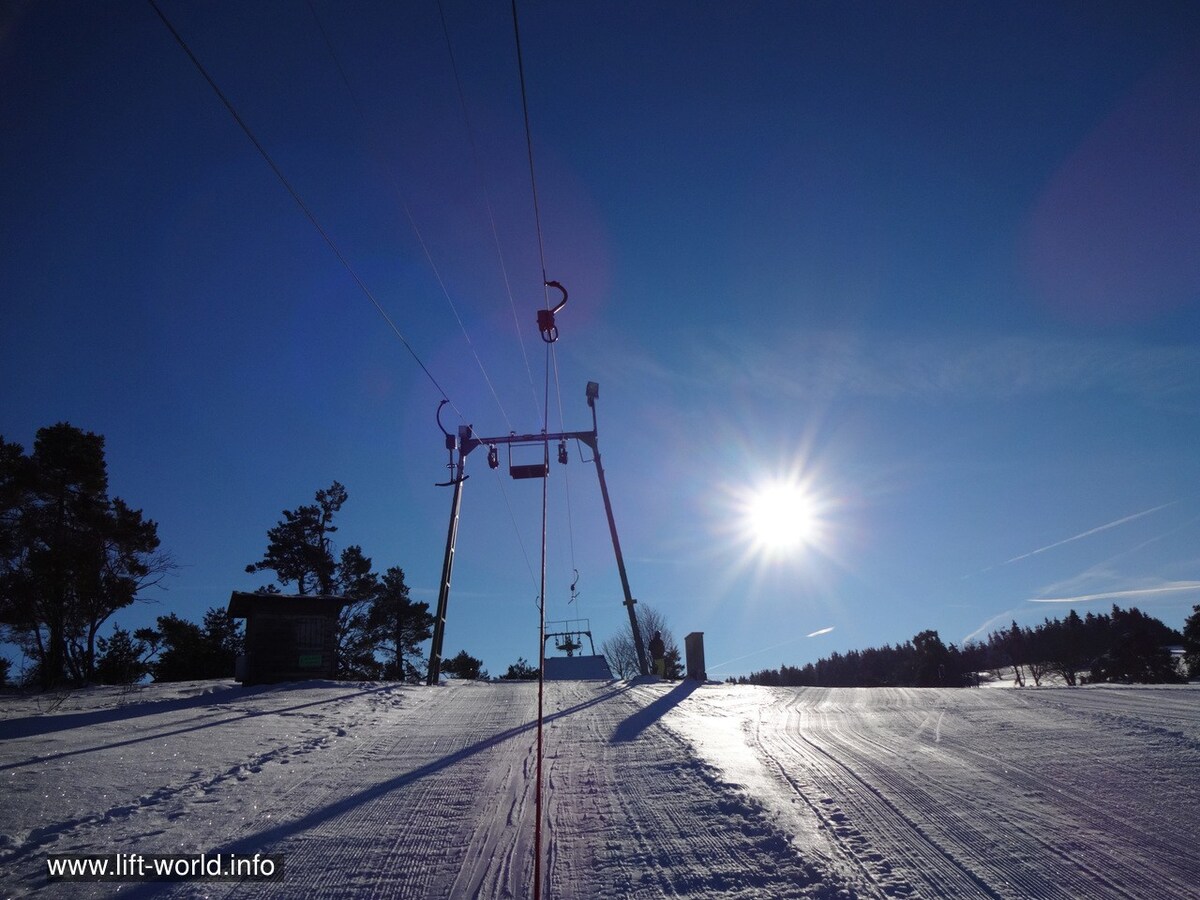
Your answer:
[3,1,1199,680]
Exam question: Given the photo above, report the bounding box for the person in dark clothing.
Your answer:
[649,631,666,678]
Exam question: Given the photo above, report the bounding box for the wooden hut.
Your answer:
[228,591,346,685]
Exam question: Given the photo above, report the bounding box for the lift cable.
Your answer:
[159,0,541,652]
[157,0,536,599]
[310,0,552,598]
[306,0,515,434]
[551,343,580,615]
[437,0,543,425]
[512,0,551,303]
[148,0,464,418]
[534,339,551,900]
[510,1,553,892]
[496,468,542,596]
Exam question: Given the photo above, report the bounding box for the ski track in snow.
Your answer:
[1,679,1198,898]
[666,684,1200,900]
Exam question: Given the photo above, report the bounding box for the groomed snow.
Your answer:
[2,679,1198,898]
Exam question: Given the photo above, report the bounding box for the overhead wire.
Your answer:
[437,0,543,425]
[156,0,572,693]
[147,0,464,419]
[534,328,551,900]
[154,0,540,603]
[305,0,516,435]
[306,1,542,598]
[432,0,548,599]
[509,1,552,897]
[511,0,551,304]
[551,344,580,617]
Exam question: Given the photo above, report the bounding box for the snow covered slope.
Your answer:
[1,679,1197,898]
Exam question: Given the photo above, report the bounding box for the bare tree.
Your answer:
[602,603,681,679]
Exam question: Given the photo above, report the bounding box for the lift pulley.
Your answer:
[537,280,568,343]
[434,400,469,487]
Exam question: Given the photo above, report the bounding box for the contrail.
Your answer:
[1004,500,1178,565]
[1029,582,1200,604]
[707,627,835,671]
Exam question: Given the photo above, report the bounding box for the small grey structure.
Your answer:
[228,591,346,685]
[543,655,613,680]
[684,632,706,682]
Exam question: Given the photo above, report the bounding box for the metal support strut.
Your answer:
[586,382,650,677]
[424,382,650,684]
[428,408,469,686]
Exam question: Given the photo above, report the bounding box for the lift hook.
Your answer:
[434,400,469,487]
[537,280,568,343]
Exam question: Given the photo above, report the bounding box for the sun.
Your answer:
[741,480,822,554]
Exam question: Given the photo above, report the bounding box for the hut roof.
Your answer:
[227,591,348,618]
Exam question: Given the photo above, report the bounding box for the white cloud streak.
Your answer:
[1028,581,1200,604]
[1004,501,1179,565]
[707,626,837,672]
[962,608,1025,645]
[684,331,1200,405]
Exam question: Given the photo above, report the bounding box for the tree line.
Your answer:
[737,605,1196,688]
[1,423,439,687]
[89,608,244,685]
[7,423,1197,691]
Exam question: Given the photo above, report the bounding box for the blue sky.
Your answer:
[3,1,1199,679]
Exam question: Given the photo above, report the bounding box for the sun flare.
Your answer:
[742,480,821,553]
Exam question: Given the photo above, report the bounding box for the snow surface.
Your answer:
[1,679,1198,898]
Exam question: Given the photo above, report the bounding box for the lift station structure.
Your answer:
[427,381,649,684]
[544,618,596,657]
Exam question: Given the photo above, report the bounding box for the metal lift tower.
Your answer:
[426,382,649,684]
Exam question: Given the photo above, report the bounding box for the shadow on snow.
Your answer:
[0,683,395,772]
[93,681,642,899]
[610,679,699,743]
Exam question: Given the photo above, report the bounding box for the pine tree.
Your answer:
[1045,610,1088,686]
[368,567,433,682]
[501,657,539,680]
[142,608,243,682]
[245,483,421,679]
[94,625,153,685]
[1184,605,1200,679]
[245,482,347,595]
[331,544,382,679]
[912,629,951,686]
[1090,605,1184,684]
[0,424,172,687]
[441,649,486,680]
